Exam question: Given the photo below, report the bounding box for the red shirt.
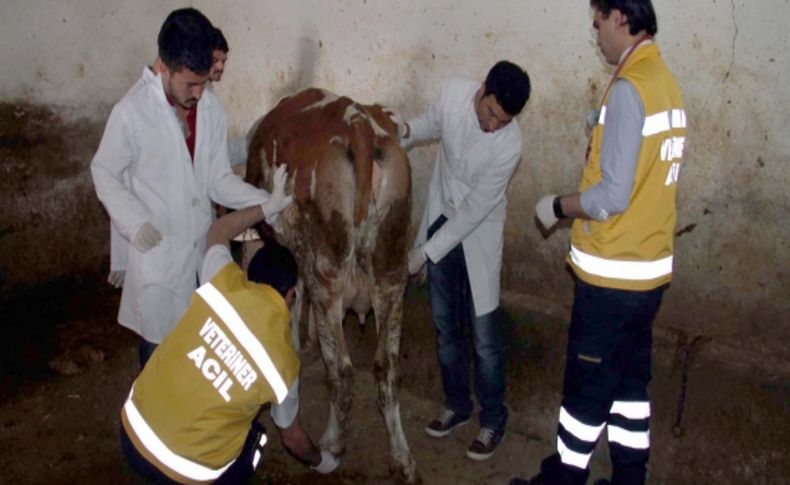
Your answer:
[185,106,197,160]
[166,95,198,162]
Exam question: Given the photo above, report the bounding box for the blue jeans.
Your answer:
[426,216,507,432]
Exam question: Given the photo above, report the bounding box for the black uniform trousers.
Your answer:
[541,277,666,485]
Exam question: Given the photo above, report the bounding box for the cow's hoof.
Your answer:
[390,459,420,484]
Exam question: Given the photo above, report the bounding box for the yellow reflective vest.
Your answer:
[569,43,686,291]
[121,262,300,484]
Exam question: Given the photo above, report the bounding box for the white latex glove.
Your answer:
[311,450,340,474]
[408,246,427,275]
[261,164,294,222]
[107,270,125,288]
[383,108,409,139]
[535,194,559,230]
[132,222,162,252]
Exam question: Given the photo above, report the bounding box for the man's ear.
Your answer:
[614,9,629,29]
[160,62,172,81]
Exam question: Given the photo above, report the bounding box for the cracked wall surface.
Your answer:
[1,0,788,365]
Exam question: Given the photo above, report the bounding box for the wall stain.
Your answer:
[0,101,107,292]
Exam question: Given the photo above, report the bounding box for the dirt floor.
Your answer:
[0,275,788,484]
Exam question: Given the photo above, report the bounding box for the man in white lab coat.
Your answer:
[91,8,291,367]
[401,61,531,461]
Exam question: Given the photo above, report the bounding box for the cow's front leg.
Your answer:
[373,281,419,484]
[314,294,353,457]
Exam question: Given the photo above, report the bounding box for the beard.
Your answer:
[165,79,198,110]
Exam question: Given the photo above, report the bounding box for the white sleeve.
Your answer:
[404,78,448,146]
[423,144,521,264]
[199,245,234,284]
[90,104,150,242]
[270,377,300,428]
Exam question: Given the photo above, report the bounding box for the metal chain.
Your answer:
[672,335,710,437]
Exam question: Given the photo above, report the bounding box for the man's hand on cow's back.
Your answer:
[384,108,409,139]
[261,164,294,223]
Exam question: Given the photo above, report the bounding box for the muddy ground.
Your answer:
[0,274,788,484]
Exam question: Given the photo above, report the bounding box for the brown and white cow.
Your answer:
[245,88,418,483]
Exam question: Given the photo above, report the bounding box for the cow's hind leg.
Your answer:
[373,280,419,483]
[313,293,353,457]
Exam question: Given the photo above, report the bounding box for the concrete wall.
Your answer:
[1,1,788,366]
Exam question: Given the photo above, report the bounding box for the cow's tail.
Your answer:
[348,120,374,226]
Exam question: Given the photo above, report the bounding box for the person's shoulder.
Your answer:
[116,72,159,112]
[492,121,523,159]
[437,75,477,108]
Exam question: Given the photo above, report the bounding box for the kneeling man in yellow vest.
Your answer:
[119,202,339,483]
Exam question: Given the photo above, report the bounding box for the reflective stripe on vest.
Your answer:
[124,387,233,481]
[196,282,289,403]
[570,245,673,281]
[598,106,686,138]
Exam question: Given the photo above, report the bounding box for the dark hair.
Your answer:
[212,28,229,53]
[247,244,298,298]
[157,8,214,74]
[483,61,531,116]
[590,0,658,36]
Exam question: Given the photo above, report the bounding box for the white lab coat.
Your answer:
[406,75,522,316]
[92,69,271,343]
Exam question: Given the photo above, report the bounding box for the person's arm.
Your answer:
[206,106,293,221]
[205,205,266,251]
[91,104,162,252]
[578,79,643,219]
[536,80,644,228]
[402,78,450,146]
[206,107,268,206]
[277,416,321,466]
[269,380,339,473]
[421,144,521,265]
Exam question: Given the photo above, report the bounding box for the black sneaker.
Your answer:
[424,408,469,438]
[509,474,545,485]
[465,427,504,461]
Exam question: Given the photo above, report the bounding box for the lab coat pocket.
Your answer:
[136,237,176,288]
[137,283,181,342]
